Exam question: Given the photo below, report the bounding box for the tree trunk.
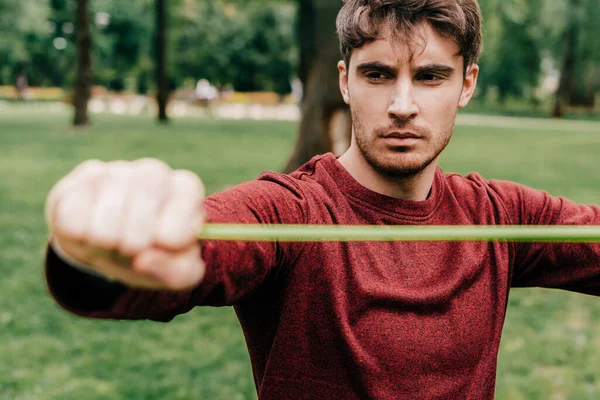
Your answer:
[284,0,351,173]
[73,0,91,127]
[297,0,316,94]
[155,0,169,123]
[552,0,578,118]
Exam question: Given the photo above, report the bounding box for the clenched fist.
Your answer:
[45,158,206,291]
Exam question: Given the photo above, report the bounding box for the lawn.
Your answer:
[1,110,600,399]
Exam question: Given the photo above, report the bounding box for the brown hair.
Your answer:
[336,0,482,71]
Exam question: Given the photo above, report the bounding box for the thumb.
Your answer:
[133,244,206,291]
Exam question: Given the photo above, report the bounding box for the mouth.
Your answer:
[381,131,423,146]
[383,131,422,139]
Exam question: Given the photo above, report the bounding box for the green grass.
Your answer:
[1,111,600,399]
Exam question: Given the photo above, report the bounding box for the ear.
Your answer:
[458,64,479,109]
[338,60,350,105]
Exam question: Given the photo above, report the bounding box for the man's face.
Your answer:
[338,22,479,177]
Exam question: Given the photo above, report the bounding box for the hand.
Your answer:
[45,158,206,291]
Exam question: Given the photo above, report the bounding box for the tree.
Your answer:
[284,0,351,173]
[551,1,578,118]
[475,0,543,105]
[552,0,599,116]
[155,0,169,122]
[73,0,92,126]
[494,1,542,103]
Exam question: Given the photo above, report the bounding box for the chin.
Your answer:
[363,151,435,178]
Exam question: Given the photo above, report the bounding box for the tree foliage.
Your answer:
[477,0,600,109]
[0,0,295,94]
[477,0,543,102]
[171,1,296,93]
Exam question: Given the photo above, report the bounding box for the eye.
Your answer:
[364,71,389,82]
[419,73,444,82]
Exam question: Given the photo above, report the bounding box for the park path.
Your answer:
[455,114,600,134]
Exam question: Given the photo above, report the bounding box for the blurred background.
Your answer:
[1,0,600,399]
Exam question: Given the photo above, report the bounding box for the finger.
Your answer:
[119,159,171,255]
[133,244,205,290]
[55,237,167,290]
[54,182,97,241]
[154,170,205,250]
[86,249,167,290]
[46,159,105,231]
[87,162,133,249]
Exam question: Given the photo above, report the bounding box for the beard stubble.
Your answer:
[350,106,456,178]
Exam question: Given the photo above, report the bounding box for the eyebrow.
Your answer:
[415,64,455,75]
[356,62,397,75]
[355,62,455,75]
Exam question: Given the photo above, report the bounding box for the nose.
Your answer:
[387,80,419,121]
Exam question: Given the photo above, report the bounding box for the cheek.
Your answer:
[352,102,381,134]
[352,86,391,116]
[416,86,460,121]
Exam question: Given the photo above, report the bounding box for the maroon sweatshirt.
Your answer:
[47,153,600,399]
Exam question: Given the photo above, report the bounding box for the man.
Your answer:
[45,0,600,399]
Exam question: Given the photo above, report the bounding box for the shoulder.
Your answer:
[203,176,307,225]
[442,170,564,225]
[444,171,525,198]
[203,157,332,225]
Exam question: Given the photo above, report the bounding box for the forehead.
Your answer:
[351,22,462,68]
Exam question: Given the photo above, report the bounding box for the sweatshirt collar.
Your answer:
[318,153,445,219]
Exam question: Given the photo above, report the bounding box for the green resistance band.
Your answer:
[199,224,600,243]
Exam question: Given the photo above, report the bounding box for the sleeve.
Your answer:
[45,174,309,321]
[490,180,600,295]
[46,244,127,312]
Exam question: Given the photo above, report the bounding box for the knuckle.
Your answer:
[67,162,109,194]
[171,170,205,198]
[134,158,171,175]
[73,159,106,179]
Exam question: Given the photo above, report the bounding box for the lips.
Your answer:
[383,131,422,139]
[379,131,424,148]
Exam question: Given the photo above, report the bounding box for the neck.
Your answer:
[338,147,437,201]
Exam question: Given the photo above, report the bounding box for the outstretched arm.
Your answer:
[491,180,600,294]
[45,159,307,321]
